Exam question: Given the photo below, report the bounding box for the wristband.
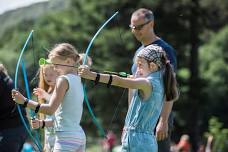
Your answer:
[107,75,113,88]
[23,98,29,108]
[94,73,100,86]
[35,103,41,113]
[41,120,45,128]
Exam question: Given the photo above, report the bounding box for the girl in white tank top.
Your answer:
[12,43,87,152]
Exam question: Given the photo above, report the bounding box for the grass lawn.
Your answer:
[87,144,103,152]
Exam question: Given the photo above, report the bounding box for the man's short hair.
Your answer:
[132,8,154,21]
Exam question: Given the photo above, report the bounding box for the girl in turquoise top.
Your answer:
[78,44,178,152]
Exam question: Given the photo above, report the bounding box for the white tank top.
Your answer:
[54,74,84,131]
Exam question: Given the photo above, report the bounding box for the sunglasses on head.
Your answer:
[129,20,152,30]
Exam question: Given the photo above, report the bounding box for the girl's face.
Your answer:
[50,56,74,75]
[43,66,58,87]
[135,57,157,77]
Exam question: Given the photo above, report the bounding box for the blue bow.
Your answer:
[82,11,119,137]
[14,30,43,151]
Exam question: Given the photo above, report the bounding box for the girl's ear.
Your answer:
[149,62,158,71]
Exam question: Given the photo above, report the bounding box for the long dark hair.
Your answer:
[161,53,179,102]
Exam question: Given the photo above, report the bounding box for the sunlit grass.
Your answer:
[87,144,102,152]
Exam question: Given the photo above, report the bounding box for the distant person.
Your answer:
[176,134,191,152]
[205,135,213,152]
[0,63,28,152]
[101,130,117,152]
[79,53,93,66]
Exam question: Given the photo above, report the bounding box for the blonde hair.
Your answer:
[48,43,80,64]
[38,64,55,120]
[38,64,55,96]
[79,53,93,67]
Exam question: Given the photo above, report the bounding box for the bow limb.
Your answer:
[83,11,119,64]
[82,11,119,137]
[14,30,42,151]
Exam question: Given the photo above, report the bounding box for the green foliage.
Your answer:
[199,26,228,116]
[0,0,228,146]
[206,117,228,152]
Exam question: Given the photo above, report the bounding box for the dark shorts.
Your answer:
[158,133,171,152]
[0,126,28,152]
[157,112,174,152]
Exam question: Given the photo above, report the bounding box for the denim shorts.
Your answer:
[121,128,158,152]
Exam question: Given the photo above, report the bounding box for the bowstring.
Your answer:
[82,11,119,138]
[107,11,128,132]
[31,32,43,146]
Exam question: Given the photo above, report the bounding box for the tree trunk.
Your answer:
[188,0,201,151]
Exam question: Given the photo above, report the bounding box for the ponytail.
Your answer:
[162,54,179,102]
